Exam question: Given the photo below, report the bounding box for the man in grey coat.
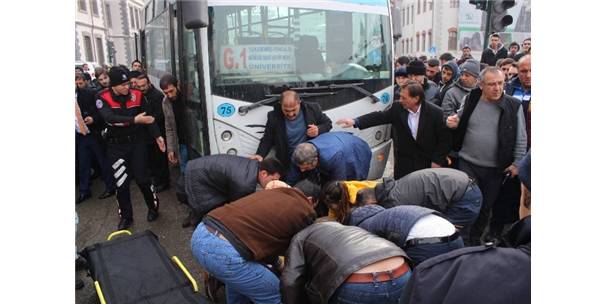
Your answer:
[160,74,194,173]
[441,59,480,120]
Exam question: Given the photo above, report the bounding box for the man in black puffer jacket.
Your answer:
[182,155,283,227]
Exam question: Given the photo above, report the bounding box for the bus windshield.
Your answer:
[208,4,392,106]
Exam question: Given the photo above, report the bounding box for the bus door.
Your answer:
[176,1,210,157]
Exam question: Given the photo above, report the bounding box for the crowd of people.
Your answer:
[75,32,531,302]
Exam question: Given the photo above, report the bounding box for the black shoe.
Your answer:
[118,218,133,230]
[154,183,170,193]
[76,193,92,204]
[98,189,116,199]
[76,256,88,271]
[76,276,84,290]
[147,208,159,222]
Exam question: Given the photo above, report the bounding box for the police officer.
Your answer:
[96,67,166,230]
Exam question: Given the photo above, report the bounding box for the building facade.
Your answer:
[75,0,145,67]
[392,0,530,61]
[76,0,109,65]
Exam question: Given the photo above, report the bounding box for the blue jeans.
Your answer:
[405,237,464,266]
[444,183,483,243]
[191,224,281,304]
[179,144,190,173]
[329,271,411,304]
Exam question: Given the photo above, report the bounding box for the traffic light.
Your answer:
[469,0,488,11]
[490,0,516,32]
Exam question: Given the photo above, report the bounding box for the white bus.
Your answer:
[141,0,397,179]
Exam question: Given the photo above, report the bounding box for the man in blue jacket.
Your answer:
[292,131,371,185]
[349,199,463,266]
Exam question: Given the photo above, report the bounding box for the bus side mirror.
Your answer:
[182,0,208,29]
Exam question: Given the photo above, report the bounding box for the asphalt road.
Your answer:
[75,147,394,303]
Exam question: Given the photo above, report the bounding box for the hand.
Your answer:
[446,114,459,129]
[250,154,263,162]
[336,118,355,128]
[306,124,319,137]
[156,137,166,153]
[84,116,94,125]
[168,151,179,165]
[504,164,519,177]
[431,162,441,168]
[134,112,155,124]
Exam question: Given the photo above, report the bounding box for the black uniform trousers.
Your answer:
[458,158,503,246]
[107,141,159,220]
[147,142,170,187]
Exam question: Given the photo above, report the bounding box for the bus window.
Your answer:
[208,4,392,110]
[145,10,172,79]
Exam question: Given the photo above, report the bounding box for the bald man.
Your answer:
[253,90,332,185]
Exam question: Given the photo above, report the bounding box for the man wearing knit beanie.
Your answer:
[442,59,480,120]
[406,60,440,105]
[96,66,166,230]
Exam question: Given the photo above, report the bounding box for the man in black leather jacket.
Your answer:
[281,222,411,304]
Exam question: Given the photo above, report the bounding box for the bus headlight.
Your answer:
[227,148,237,155]
[221,131,232,141]
[375,130,383,140]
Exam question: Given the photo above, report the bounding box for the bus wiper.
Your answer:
[238,95,281,115]
[238,92,338,115]
[290,83,381,103]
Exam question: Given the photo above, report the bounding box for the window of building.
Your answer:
[83,34,94,61]
[423,0,427,12]
[416,33,420,52]
[105,3,112,27]
[448,29,458,50]
[422,32,426,53]
[430,0,433,10]
[78,0,87,12]
[409,38,412,54]
[406,7,409,24]
[135,8,140,29]
[96,37,105,64]
[92,0,99,15]
[417,0,421,14]
[130,6,135,28]
[428,30,432,51]
[411,5,414,22]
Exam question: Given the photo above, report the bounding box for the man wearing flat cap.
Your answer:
[95,67,166,230]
